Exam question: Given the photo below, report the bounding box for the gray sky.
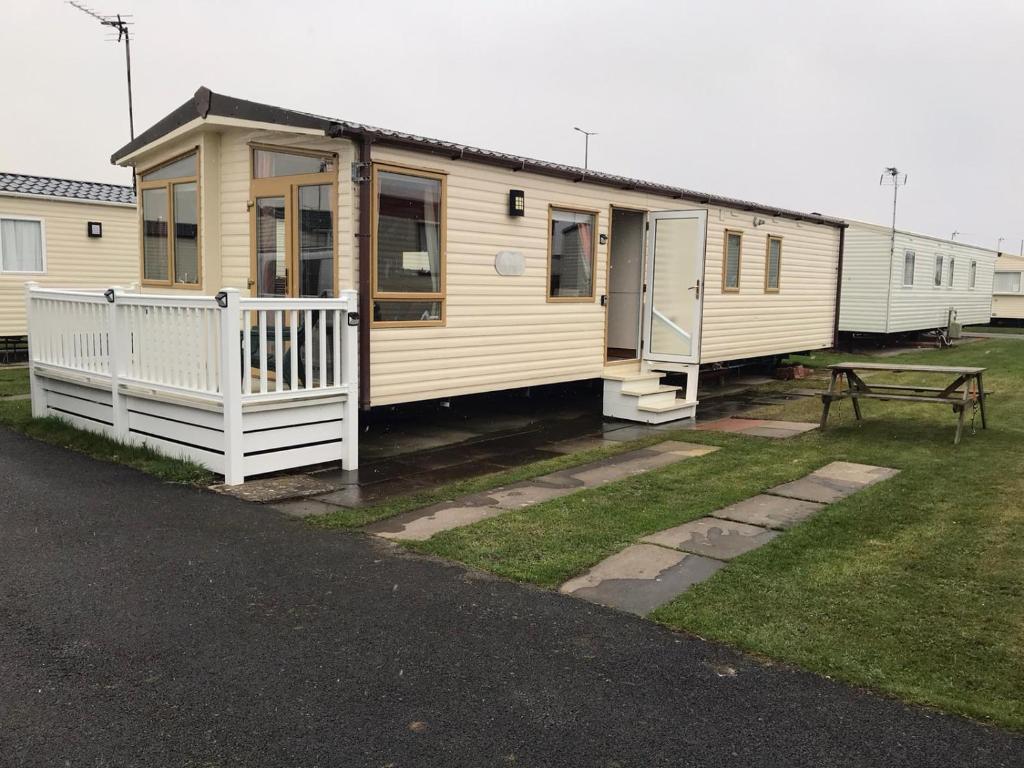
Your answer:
[2,0,1021,250]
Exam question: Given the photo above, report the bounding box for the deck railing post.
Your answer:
[107,287,129,442]
[218,288,245,485]
[341,290,360,471]
[24,282,46,418]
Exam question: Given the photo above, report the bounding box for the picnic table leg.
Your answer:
[976,373,988,429]
[954,404,965,445]
[819,370,839,429]
[848,372,863,421]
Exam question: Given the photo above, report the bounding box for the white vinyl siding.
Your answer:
[0,217,45,273]
[0,197,137,337]
[839,222,996,333]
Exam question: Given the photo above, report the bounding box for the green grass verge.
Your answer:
[0,393,212,485]
[411,339,1024,730]
[964,324,1024,335]
[0,366,30,397]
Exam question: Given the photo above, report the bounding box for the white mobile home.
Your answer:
[838,221,996,335]
[23,87,845,484]
[1,173,137,339]
[991,252,1024,322]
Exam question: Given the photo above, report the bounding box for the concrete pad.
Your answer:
[641,517,779,560]
[270,498,338,518]
[693,417,768,433]
[812,461,900,487]
[646,441,720,458]
[711,494,825,530]
[755,420,819,433]
[371,502,506,541]
[212,474,336,502]
[560,544,725,616]
[489,483,573,509]
[600,424,662,442]
[766,475,864,504]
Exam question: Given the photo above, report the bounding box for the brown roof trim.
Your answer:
[111,86,846,229]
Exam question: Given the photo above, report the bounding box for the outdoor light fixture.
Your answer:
[508,189,525,217]
[87,221,103,238]
[599,233,608,245]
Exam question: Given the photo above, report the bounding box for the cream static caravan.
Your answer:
[838,221,996,337]
[991,252,1024,322]
[110,87,845,424]
[0,173,137,340]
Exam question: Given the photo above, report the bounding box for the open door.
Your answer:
[642,210,707,365]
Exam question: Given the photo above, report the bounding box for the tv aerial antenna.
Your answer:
[68,1,135,140]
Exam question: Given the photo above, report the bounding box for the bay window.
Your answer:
[139,150,200,286]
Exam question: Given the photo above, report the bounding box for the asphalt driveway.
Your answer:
[0,428,1021,767]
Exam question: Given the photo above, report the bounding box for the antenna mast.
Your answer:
[68,2,135,140]
[879,167,907,320]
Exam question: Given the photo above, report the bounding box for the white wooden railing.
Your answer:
[25,284,359,485]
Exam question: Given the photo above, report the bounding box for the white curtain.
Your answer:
[0,219,43,272]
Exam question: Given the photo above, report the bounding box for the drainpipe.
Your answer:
[832,224,847,349]
[357,135,373,410]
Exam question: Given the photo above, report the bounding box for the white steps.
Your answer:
[602,363,700,424]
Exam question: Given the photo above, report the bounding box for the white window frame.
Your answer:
[969,261,977,290]
[947,257,955,289]
[933,254,943,287]
[902,249,915,287]
[0,214,47,275]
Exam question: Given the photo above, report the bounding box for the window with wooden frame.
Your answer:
[722,230,742,291]
[249,145,337,298]
[764,235,782,292]
[372,165,446,325]
[548,207,597,301]
[903,250,916,286]
[139,150,200,287]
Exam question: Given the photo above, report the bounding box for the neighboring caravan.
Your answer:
[991,252,1024,322]
[838,221,996,336]
[0,173,137,340]
[106,86,844,425]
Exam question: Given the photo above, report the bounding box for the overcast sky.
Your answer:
[1,0,1021,250]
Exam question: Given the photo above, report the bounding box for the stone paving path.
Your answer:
[364,440,719,541]
[693,417,818,439]
[560,461,899,616]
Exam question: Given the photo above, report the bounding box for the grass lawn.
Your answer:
[0,367,212,484]
[411,339,1024,730]
[964,324,1024,335]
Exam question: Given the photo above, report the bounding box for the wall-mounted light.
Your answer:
[87,221,103,238]
[599,233,608,245]
[508,189,525,217]
[752,217,766,228]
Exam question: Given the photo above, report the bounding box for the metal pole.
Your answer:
[584,133,589,170]
[123,23,134,139]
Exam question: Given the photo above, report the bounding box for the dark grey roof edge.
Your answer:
[111,86,845,229]
[0,171,135,205]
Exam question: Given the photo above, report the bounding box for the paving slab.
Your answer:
[711,494,826,530]
[741,426,812,439]
[641,517,780,560]
[768,462,899,503]
[599,424,664,441]
[693,417,767,433]
[212,474,336,502]
[560,544,725,616]
[365,441,718,541]
[545,436,614,454]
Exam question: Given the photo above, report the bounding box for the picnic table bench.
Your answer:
[819,362,988,445]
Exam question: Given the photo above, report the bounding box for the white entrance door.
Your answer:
[642,210,707,365]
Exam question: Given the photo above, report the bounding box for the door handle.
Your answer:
[688,280,701,299]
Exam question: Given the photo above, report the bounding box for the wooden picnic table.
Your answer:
[819,362,988,445]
